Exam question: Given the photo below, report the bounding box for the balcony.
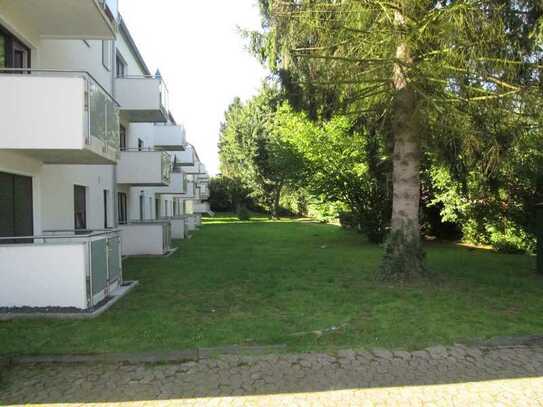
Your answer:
[0,0,116,40]
[193,202,211,214]
[115,76,169,123]
[0,230,122,310]
[128,123,186,151]
[0,69,120,164]
[119,221,172,256]
[116,149,172,186]
[144,171,185,195]
[153,124,186,151]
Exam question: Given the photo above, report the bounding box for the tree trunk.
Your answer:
[378,9,426,280]
[271,185,282,219]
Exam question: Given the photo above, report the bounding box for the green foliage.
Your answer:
[208,175,253,213]
[218,86,305,217]
[238,207,251,221]
[275,104,391,243]
[249,0,543,275]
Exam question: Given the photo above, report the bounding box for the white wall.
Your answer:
[0,242,87,308]
[40,164,115,230]
[37,39,114,93]
[119,223,165,255]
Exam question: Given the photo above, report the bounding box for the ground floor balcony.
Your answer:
[0,230,123,310]
[193,202,211,214]
[119,220,172,256]
[116,150,172,186]
[0,70,120,164]
[166,216,186,239]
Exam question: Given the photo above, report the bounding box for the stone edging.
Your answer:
[2,336,542,369]
[0,345,288,367]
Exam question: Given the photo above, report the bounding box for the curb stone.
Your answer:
[6,344,288,366]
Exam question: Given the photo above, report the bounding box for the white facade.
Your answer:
[0,1,213,311]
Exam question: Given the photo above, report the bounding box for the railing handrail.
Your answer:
[0,68,120,107]
[0,229,120,241]
[120,147,164,152]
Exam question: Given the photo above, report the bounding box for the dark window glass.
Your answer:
[118,192,127,224]
[139,194,144,220]
[74,185,87,231]
[0,34,5,68]
[120,125,126,150]
[0,172,33,241]
[103,190,109,228]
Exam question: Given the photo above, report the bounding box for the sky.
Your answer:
[119,1,269,176]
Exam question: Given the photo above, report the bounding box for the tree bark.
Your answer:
[378,8,426,280]
[271,184,283,219]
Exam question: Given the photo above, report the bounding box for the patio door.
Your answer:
[0,172,33,240]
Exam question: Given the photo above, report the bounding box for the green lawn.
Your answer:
[1,214,542,356]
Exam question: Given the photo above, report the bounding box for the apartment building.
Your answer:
[0,0,210,312]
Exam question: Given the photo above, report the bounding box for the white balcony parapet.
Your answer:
[0,69,120,164]
[115,75,169,123]
[144,171,185,195]
[119,220,172,256]
[0,229,122,310]
[153,124,186,151]
[0,0,117,40]
[116,149,172,186]
[193,202,211,214]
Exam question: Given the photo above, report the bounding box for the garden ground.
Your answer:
[1,213,542,356]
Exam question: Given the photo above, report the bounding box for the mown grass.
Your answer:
[1,213,542,355]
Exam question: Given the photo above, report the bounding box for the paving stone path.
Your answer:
[2,343,543,406]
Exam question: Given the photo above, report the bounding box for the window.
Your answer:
[103,190,109,228]
[74,185,87,231]
[119,125,127,151]
[116,53,126,77]
[0,25,30,70]
[0,172,33,241]
[155,198,160,219]
[138,138,144,151]
[102,40,112,71]
[0,34,5,68]
[118,192,127,224]
[139,193,144,220]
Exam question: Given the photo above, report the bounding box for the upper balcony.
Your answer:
[153,124,186,151]
[0,0,117,41]
[144,171,185,195]
[0,69,120,164]
[115,75,169,123]
[116,149,172,186]
[172,150,194,167]
[129,123,186,151]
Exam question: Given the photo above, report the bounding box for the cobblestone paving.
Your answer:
[2,344,543,406]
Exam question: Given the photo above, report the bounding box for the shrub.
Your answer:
[238,207,251,221]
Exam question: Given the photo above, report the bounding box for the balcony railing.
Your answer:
[0,229,122,309]
[0,68,120,163]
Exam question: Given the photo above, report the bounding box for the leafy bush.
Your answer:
[238,207,251,221]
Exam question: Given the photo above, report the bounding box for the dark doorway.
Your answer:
[0,172,34,242]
